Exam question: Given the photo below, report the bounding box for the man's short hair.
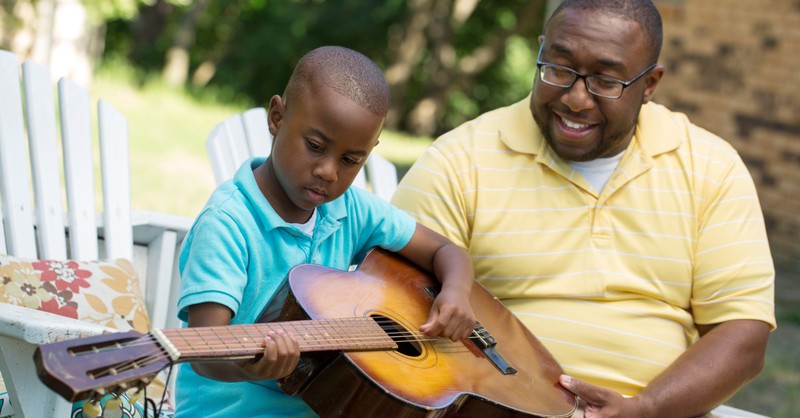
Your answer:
[548,0,663,63]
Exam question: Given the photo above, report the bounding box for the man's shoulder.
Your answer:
[640,102,739,157]
[432,97,533,152]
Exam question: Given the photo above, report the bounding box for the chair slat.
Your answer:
[352,168,368,190]
[58,78,98,260]
[0,50,37,258]
[241,107,272,157]
[365,153,398,201]
[22,60,68,260]
[98,99,133,261]
[221,114,250,168]
[206,126,236,184]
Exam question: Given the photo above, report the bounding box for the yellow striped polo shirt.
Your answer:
[391,97,776,396]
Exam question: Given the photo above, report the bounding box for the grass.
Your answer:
[90,67,798,418]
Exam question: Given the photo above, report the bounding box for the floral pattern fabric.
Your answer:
[0,256,150,333]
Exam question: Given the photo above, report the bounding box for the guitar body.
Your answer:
[259,248,577,418]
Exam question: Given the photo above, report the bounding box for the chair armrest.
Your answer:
[129,210,193,331]
[0,303,114,345]
[708,405,769,418]
[130,210,193,245]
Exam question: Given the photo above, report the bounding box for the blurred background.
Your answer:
[1,0,797,415]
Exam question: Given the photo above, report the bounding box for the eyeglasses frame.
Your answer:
[535,43,657,99]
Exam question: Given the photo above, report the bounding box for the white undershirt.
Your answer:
[289,208,317,236]
[568,152,624,193]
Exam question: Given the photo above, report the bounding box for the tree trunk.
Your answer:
[162,0,211,86]
[384,0,436,129]
[405,0,546,136]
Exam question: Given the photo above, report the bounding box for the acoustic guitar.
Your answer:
[35,248,577,417]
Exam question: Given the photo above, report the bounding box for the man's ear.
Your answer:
[267,95,285,136]
[642,64,664,104]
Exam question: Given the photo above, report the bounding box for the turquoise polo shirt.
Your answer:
[175,158,416,418]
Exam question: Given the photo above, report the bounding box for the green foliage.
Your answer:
[197,0,405,105]
[82,0,188,23]
[101,0,545,135]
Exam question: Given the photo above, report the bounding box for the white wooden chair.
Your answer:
[0,50,191,417]
[205,107,399,200]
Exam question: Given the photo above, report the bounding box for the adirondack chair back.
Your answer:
[0,49,186,417]
[0,59,132,263]
[205,107,399,201]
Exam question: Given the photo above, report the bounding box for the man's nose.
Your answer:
[560,77,597,113]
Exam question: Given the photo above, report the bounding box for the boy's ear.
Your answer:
[267,95,285,135]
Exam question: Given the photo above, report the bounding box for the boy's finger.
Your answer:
[420,310,443,335]
[263,333,278,361]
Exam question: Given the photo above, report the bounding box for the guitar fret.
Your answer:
[159,317,395,361]
[242,324,266,350]
[339,318,358,350]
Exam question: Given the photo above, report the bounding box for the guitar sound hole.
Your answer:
[370,314,422,357]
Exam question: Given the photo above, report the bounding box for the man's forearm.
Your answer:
[635,319,770,417]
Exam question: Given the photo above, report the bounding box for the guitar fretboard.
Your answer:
[159,317,397,360]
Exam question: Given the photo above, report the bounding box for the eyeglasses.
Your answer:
[536,44,657,99]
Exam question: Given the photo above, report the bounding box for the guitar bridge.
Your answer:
[471,322,517,375]
[425,286,517,375]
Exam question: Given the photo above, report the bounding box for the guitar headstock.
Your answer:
[34,331,172,402]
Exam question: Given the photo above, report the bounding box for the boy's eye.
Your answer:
[342,156,363,166]
[306,140,323,152]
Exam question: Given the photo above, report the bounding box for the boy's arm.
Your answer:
[186,302,300,382]
[396,223,476,341]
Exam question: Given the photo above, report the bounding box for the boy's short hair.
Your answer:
[284,46,390,117]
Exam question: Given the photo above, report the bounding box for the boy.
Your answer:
[174,46,477,417]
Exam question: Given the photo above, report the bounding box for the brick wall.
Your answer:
[654,0,800,274]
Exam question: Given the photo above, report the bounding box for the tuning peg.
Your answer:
[82,400,102,418]
[130,389,144,405]
[105,395,122,411]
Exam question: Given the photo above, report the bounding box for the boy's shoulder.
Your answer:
[327,187,411,227]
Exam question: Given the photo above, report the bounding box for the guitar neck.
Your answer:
[155,317,397,362]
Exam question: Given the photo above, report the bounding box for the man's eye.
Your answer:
[592,77,620,88]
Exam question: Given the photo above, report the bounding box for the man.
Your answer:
[391,1,775,416]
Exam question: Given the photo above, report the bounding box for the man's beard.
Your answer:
[532,109,637,162]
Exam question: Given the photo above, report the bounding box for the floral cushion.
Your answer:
[0,256,149,332]
[0,254,174,415]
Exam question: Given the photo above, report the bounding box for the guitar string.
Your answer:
[144,328,473,351]
[78,317,491,382]
[77,325,480,367]
[80,325,486,384]
[159,317,481,345]
[80,332,473,381]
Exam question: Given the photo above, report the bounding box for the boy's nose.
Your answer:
[313,158,338,182]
